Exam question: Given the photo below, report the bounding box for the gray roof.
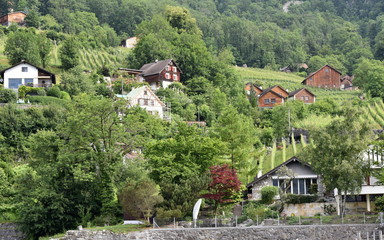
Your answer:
[288,88,316,97]
[139,59,182,77]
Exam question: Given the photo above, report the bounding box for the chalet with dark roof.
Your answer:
[0,11,26,26]
[247,156,320,200]
[288,88,316,104]
[302,65,342,89]
[0,60,56,89]
[244,82,263,95]
[258,88,286,109]
[139,59,182,90]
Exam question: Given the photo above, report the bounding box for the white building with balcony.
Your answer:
[0,60,56,89]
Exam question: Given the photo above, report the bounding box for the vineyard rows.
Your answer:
[79,48,127,70]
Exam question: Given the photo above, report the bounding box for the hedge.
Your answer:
[28,96,69,105]
[285,194,317,204]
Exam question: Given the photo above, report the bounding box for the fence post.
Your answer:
[235,216,238,227]
[366,232,369,240]
[381,212,383,224]
[379,230,383,240]
[358,231,361,240]
[153,217,156,229]
[374,231,376,240]
[342,214,344,224]
[364,212,366,224]
[299,216,301,225]
[278,213,280,226]
[215,216,217,228]
[174,217,176,228]
[257,215,259,226]
[320,216,322,225]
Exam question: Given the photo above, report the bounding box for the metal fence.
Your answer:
[153,213,384,229]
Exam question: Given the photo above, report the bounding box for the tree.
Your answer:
[5,30,40,65]
[203,164,241,211]
[37,34,52,68]
[301,109,373,216]
[354,58,384,99]
[59,67,94,96]
[211,106,257,172]
[119,178,162,222]
[25,10,40,28]
[59,37,79,70]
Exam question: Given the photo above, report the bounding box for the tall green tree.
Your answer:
[354,58,384,99]
[59,37,80,70]
[5,30,40,65]
[301,109,372,216]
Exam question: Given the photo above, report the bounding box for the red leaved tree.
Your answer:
[203,164,242,211]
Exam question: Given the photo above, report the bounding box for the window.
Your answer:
[165,73,170,79]
[264,99,270,104]
[325,68,329,73]
[24,78,33,86]
[173,74,178,81]
[309,78,313,81]
[165,65,170,71]
[144,90,148,95]
[139,99,144,105]
[149,100,154,106]
[270,98,276,103]
[304,96,309,101]
[22,67,28,72]
[8,78,22,89]
[172,66,177,72]
[144,99,148,105]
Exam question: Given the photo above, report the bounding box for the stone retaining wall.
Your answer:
[0,223,24,240]
[60,224,379,240]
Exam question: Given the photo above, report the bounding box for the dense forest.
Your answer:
[0,0,384,239]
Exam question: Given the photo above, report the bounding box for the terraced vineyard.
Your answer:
[361,101,384,129]
[79,47,129,70]
[234,66,360,102]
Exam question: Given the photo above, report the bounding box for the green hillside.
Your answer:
[235,66,361,102]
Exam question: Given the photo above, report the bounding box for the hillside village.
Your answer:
[1,0,384,239]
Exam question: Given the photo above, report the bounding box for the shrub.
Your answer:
[47,86,62,98]
[261,186,278,204]
[0,89,17,103]
[376,196,384,212]
[28,96,68,105]
[60,91,71,100]
[37,88,46,96]
[322,204,336,215]
[285,194,317,204]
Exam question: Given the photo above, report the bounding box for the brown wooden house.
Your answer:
[244,82,263,95]
[266,85,289,98]
[302,65,342,89]
[258,89,285,108]
[288,88,316,104]
[139,59,182,91]
[0,11,26,26]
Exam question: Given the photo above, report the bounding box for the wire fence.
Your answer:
[153,213,384,229]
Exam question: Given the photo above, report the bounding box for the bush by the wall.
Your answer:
[60,91,71,100]
[0,89,17,103]
[37,88,47,96]
[261,186,279,204]
[285,194,317,204]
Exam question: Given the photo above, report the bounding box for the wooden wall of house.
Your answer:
[144,64,180,84]
[258,92,284,108]
[305,66,341,88]
[292,89,315,103]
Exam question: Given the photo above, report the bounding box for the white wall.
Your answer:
[4,63,38,89]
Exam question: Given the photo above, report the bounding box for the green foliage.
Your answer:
[354,58,384,99]
[0,89,17,103]
[59,37,80,70]
[46,86,62,98]
[285,194,317,204]
[260,186,278,204]
[59,67,95,96]
[28,96,67,105]
[5,30,40,65]
[119,178,163,221]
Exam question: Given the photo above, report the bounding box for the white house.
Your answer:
[116,86,166,119]
[120,37,137,49]
[0,60,56,89]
